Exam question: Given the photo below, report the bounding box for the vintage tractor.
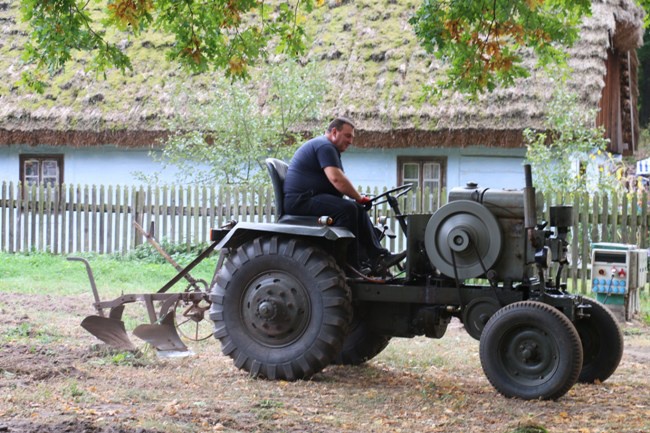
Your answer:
[76,162,623,401]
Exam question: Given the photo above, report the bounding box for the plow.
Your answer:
[72,163,624,400]
[72,221,223,355]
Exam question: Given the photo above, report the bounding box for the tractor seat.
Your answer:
[265,158,324,225]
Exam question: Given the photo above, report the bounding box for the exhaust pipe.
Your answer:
[523,164,537,230]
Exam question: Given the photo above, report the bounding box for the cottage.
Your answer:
[0,0,645,206]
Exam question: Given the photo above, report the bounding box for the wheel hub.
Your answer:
[257,300,279,320]
[502,328,558,384]
[242,272,311,346]
[518,342,538,362]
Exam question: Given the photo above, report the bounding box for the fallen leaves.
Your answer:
[2,296,650,433]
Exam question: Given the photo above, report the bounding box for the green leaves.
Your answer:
[524,87,624,197]
[409,0,592,96]
[19,0,133,91]
[140,59,328,186]
[19,0,317,88]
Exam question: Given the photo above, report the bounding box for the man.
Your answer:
[283,117,405,275]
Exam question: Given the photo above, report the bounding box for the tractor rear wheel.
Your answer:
[479,301,583,400]
[574,299,623,383]
[209,236,352,380]
[333,313,391,365]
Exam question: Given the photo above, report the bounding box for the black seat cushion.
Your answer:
[265,158,321,226]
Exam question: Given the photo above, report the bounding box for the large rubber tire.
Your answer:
[209,236,352,381]
[479,301,583,400]
[574,299,624,383]
[333,314,391,365]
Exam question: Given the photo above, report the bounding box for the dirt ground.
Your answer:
[1,292,649,433]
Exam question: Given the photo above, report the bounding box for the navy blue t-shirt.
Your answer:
[283,136,343,198]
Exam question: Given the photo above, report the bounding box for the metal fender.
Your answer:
[214,221,355,250]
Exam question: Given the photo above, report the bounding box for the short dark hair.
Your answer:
[327,116,356,132]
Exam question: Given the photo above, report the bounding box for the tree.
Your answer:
[18,0,631,96]
[409,0,592,95]
[524,87,625,197]
[19,0,319,88]
[135,59,328,185]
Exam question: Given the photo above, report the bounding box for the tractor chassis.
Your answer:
[349,279,586,339]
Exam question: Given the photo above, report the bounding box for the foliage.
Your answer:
[525,87,625,197]
[639,0,650,27]
[137,59,327,185]
[108,351,149,366]
[18,0,640,97]
[636,127,650,161]
[409,0,592,96]
[18,0,320,90]
[508,426,549,433]
[117,239,215,264]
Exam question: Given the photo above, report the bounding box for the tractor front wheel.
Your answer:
[479,301,583,400]
[574,299,624,383]
[209,236,351,380]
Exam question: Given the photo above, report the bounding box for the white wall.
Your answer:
[344,146,529,191]
[456,149,529,190]
[0,145,186,186]
[1,144,530,190]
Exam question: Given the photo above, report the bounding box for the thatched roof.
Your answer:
[0,0,645,149]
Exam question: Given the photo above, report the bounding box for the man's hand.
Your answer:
[356,196,371,205]
[356,195,372,210]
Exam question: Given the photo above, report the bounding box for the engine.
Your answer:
[424,181,572,288]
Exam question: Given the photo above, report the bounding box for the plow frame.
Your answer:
[70,224,225,353]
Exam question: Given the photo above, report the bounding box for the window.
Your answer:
[397,157,446,212]
[19,154,64,187]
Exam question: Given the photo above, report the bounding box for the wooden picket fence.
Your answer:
[539,191,649,292]
[0,182,278,255]
[0,182,443,255]
[1,181,648,292]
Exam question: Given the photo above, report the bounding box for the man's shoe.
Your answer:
[345,265,372,278]
[375,250,407,270]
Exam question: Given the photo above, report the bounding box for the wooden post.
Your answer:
[9,182,15,253]
[98,185,105,254]
[106,185,114,254]
[621,193,629,244]
[83,185,90,252]
[170,185,177,244]
[591,193,600,244]
[600,194,609,242]
[121,186,129,254]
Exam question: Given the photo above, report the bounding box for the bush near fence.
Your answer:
[1,181,649,293]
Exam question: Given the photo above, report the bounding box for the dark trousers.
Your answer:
[284,192,387,268]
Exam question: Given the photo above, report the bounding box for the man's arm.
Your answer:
[323,166,364,201]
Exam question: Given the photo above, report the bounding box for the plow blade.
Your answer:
[133,311,189,353]
[81,315,136,351]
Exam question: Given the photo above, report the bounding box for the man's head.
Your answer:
[325,117,355,152]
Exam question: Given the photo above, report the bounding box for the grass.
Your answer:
[507,426,548,433]
[0,250,219,296]
[2,251,649,323]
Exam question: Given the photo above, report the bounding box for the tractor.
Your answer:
[207,161,622,400]
[76,162,623,400]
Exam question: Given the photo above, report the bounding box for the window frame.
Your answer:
[19,154,65,187]
[397,156,447,211]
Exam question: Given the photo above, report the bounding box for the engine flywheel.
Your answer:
[425,200,503,279]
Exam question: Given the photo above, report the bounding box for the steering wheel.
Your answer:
[369,184,413,206]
